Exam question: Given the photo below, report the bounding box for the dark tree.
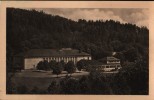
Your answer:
[30,86,40,94]
[65,61,76,76]
[17,85,28,94]
[52,62,63,77]
[6,74,17,94]
[78,76,91,94]
[48,60,57,70]
[43,60,50,70]
[36,60,50,70]
[36,61,44,70]
[48,80,60,94]
[114,58,149,95]
[59,60,65,71]
[60,78,80,94]
[76,59,87,71]
[124,47,139,62]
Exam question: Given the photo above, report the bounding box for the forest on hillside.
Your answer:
[7,8,148,60]
[6,8,149,95]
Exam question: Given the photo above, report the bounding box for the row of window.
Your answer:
[102,65,121,68]
[43,57,77,63]
[107,61,120,62]
[43,57,77,60]
[42,57,91,63]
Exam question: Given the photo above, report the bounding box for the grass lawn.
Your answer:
[9,70,89,91]
[8,70,118,93]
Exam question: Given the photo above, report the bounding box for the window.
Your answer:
[106,66,109,68]
[110,66,115,68]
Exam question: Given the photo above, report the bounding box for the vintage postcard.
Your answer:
[0,1,154,100]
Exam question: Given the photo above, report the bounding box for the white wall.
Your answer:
[88,56,92,60]
[24,58,43,69]
[76,56,89,62]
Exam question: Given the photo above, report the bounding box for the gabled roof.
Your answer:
[14,48,91,58]
[107,57,120,61]
[85,60,104,66]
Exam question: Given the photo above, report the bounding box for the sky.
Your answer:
[29,8,149,28]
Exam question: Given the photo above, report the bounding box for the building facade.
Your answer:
[101,57,121,71]
[88,57,122,71]
[14,48,91,69]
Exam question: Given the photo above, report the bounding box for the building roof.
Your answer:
[85,60,104,66]
[15,48,91,58]
[107,57,120,61]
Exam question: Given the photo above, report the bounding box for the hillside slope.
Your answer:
[7,8,149,61]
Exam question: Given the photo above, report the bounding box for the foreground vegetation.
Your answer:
[7,57,148,95]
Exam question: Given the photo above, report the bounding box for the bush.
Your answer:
[76,59,87,71]
[30,86,40,94]
[17,85,28,94]
[60,77,80,94]
[48,80,60,94]
[65,61,76,75]
[52,62,63,77]
[36,60,50,70]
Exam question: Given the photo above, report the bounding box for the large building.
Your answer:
[14,48,91,69]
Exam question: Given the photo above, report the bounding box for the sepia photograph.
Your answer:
[6,7,149,95]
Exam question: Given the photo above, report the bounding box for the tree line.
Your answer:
[36,59,102,77]
[36,60,76,77]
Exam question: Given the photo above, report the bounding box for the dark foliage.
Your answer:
[65,61,76,75]
[48,60,57,70]
[60,77,81,94]
[58,71,111,94]
[6,73,17,94]
[30,86,40,94]
[76,59,87,71]
[36,60,50,70]
[52,62,63,77]
[17,85,28,94]
[109,54,149,95]
[48,80,60,94]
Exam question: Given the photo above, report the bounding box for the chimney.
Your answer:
[112,52,116,56]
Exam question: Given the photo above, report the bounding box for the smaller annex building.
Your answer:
[88,57,122,71]
[102,57,122,71]
[13,48,91,70]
